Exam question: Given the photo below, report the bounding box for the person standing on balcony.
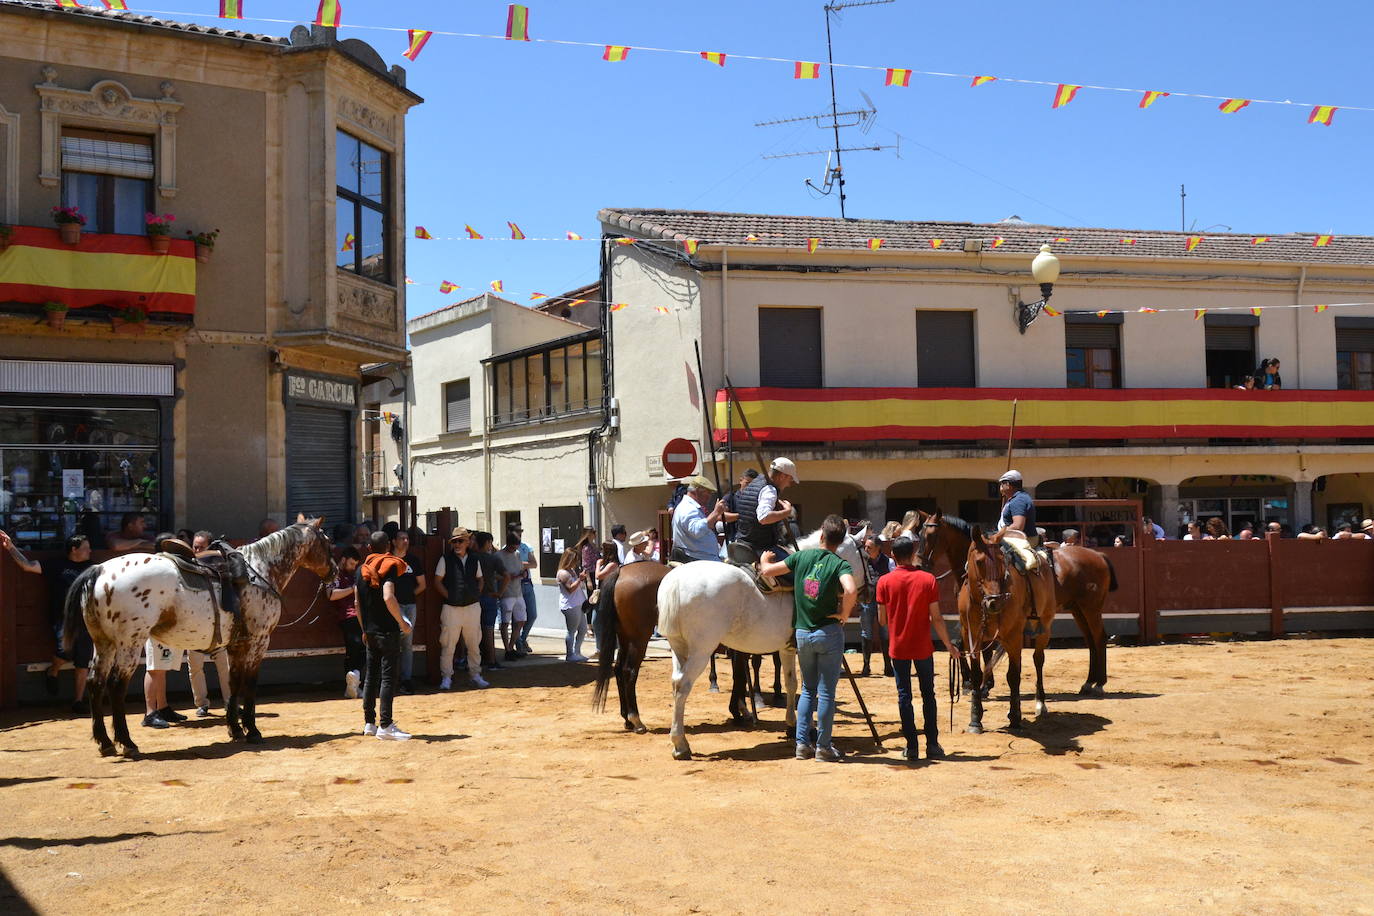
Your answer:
[732,458,801,560]
[1247,358,1283,391]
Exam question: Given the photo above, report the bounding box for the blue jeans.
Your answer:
[398,603,417,681]
[519,580,538,645]
[893,656,938,750]
[479,596,501,628]
[795,622,844,749]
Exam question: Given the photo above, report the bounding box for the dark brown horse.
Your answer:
[914,510,1115,695]
[592,562,668,733]
[961,526,1058,732]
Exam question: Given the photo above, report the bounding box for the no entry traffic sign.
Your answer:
[661,438,699,478]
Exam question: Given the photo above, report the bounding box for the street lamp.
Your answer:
[1015,244,1061,334]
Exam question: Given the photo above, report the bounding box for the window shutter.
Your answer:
[915,311,975,387]
[1336,327,1374,352]
[61,135,155,179]
[759,308,822,387]
[1065,324,1119,349]
[1204,324,1254,351]
[445,379,471,433]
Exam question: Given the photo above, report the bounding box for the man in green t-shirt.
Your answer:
[759,514,857,762]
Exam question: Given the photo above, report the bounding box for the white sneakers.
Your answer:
[438,676,452,690]
[566,653,590,663]
[362,722,377,736]
[376,723,411,741]
[470,676,490,689]
[344,670,360,699]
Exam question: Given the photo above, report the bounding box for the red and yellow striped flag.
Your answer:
[1043,306,1061,317]
[1186,235,1203,252]
[991,237,1005,248]
[1139,90,1169,109]
[403,29,432,61]
[1051,84,1081,108]
[507,221,525,240]
[465,225,483,239]
[566,231,582,240]
[1308,105,1337,126]
[1096,310,1111,318]
[1218,98,1250,114]
[1251,236,1268,245]
[404,277,416,285]
[218,0,242,17]
[1138,307,1159,314]
[806,238,820,254]
[971,75,996,87]
[314,0,341,28]
[654,305,670,315]
[506,3,530,40]
[885,68,912,87]
[1314,304,1329,313]
[744,234,761,242]
[928,239,943,249]
[1250,307,1263,317]
[609,302,627,312]
[614,238,636,247]
[568,299,587,307]
[1194,309,1207,320]
[101,0,130,9]
[1313,234,1333,247]
[1054,236,1070,243]
[55,0,81,7]
[414,226,433,240]
[438,281,458,294]
[684,239,699,255]
[490,280,504,293]
[603,45,630,62]
[340,233,355,252]
[867,238,884,250]
[700,51,726,67]
[1120,237,1137,245]
[794,61,821,80]
[529,292,546,300]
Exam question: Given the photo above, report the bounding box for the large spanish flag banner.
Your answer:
[713,387,1374,443]
[0,227,195,315]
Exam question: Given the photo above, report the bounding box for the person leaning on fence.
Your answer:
[0,529,94,712]
[434,527,489,691]
[356,530,412,740]
[1206,517,1232,540]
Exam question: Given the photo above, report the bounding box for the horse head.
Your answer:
[968,525,1008,617]
[915,508,945,569]
[298,516,336,581]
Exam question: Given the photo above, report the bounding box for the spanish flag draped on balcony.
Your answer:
[0,227,195,315]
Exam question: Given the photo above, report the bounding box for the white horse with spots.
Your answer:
[64,518,335,757]
[656,525,866,760]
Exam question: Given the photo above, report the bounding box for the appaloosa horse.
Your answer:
[64,518,335,757]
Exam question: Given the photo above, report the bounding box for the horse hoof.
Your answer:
[246,732,264,745]
[1035,702,1047,717]
[672,747,692,761]
[1092,685,1106,698]
[967,723,983,735]
[707,685,720,694]
[1078,683,1094,696]
[98,743,117,758]
[623,720,636,731]
[119,743,140,758]
[1007,720,1024,732]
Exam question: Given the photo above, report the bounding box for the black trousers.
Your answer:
[362,632,400,729]
[339,617,365,677]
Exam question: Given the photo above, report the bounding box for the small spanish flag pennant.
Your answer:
[1051,84,1081,109]
[508,221,526,240]
[404,277,416,285]
[566,231,583,240]
[1314,304,1329,313]
[1186,235,1203,252]
[506,4,530,41]
[1313,234,1333,247]
[414,226,433,240]
[603,45,630,62]
[465,225,483,239]
[1251,307,1263,317]
[700,51,727,67]
[1043,306,1061,317]
[1194,309,1207,320]
[529,292,546,300]
[609,302,627,312]
[928,239,943,249]
[568,299,587,307]
[614,238,636,247]
[1138,307,1159,314]
[1308,105,1337,126]
[314,0,341,28]
[684,239,699,255]
[806,238,820,254]
[971,75,996,87]
[56,0,80,6]
[1096,310,1110,318]
[439,281,458,293]
[403,29,432,61]
[990,237,1005,248]
[1219,98,1250,114]
[654,305,670,315]
[744,234,760,242]
[490,280,503,293]
[885,68,912,88]
[1139,90,1169,109]
[867,238,884,250]
[794,61,821,80]
[340,233,355,252]
[218,0,242,17]
[1251,236,1268,245]
[1054,236,1070,243]
[102,0,130,9]
[1120,237,1137,245]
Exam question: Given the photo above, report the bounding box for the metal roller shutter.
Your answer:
[1065,324,1120,349]
[1336,328,1374,352]
[1205,325,1254,351]
[916,311,975,387]
[287,405,353,524]
[759,307,822,387]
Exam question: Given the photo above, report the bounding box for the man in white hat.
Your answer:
[671,475,727,562]
[989,469,1041,570]
[731,457,800,560]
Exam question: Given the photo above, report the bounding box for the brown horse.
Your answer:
[592,562,668,733]
[961,526,1058,732]
[914,510,1115,695]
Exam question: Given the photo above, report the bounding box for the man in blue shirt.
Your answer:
[990,469,1041,570]
[671,475,726,562]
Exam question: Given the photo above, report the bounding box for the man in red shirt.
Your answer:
[877,536,960,762]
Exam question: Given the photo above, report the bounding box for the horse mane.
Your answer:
[940,515,974,537]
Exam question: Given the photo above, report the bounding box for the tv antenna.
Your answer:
[755,0,898,219]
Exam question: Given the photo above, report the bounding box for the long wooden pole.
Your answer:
[694,341,723,494]
[723,375,769,477]
[1005,398,1020,471]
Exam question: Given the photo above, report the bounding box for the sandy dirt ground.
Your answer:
[1,634,1372,915]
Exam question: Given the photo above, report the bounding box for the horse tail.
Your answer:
[1102,553,1119,592]
[62,564,101,655]
[591,569,620,713]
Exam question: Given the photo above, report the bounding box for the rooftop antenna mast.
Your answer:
[755,0,897,219]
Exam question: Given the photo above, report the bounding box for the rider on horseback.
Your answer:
[987,469,1041,572]
[730,457,800,562]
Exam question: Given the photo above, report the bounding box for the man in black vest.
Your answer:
[434,527,488,690]
[732,457,801,560]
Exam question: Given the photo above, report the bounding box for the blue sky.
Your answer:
[110,1,1374,315]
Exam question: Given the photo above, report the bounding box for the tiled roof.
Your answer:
[0,0,287,44]
[600,208,1374,267]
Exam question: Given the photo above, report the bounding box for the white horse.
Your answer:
[656,526,867,760]
[65,518,335,757]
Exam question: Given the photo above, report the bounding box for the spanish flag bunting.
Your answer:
[414,226,433,239]
[614,238,636,247]
[867,238,884,250]
[566,231,583,240]
[218,0,241,17]
[1051,84,1081,109]
[1314,304,1328,313]
[609,302,627,312]
[1193,309,1207,320]
[806,238,820,254]
[603,45,630,63]
[1139,90,1169,109]
[465,225,483,239]
[1138,307,1158,314]
[654,305,670,315]
[1250,307,1263,317]
[506,4,530,41]
[1043,305,1061,317]
[529,292,546,300]
[568,299,587,307]
[700,51,727,67]
[314,0,341,28]
[102,0,130,9]
[438,281,458,294]
[1219,98,1250,114]
[1251,236,1268,245]
[885,68,912,88]
[1120,237,1137,245]
[1313,234,1333,247]
[1308,105,1337,126]
[1186,235,1203,252]
[928,239,943,249]
[745,234,761,242]
[490,280,504,293]
[794,61,821,80]
[403,29,433,61]
[1095,310,1110,318]
[404,277,416,285]
[971,75,996,87]
[990,237,1005,248]
[55,0,80,6]
[340,233,355,252]
[684,239,699,255]
[507,221,526,240]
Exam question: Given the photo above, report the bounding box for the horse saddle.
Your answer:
[725,542,794,594]
[999,540,1054,577]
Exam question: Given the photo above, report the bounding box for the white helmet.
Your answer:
[770,457,800,483]
[998,469,1023,486]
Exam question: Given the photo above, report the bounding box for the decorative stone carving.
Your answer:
[337,96,394,144]
[35,71,183,198]
[336,273,398,330]
[0,102,17,224]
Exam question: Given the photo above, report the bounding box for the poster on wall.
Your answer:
[553,538,565,553]
[541,528,553,552]
[62,469,85,499]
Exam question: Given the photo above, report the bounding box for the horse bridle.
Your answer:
[915,518,954,581]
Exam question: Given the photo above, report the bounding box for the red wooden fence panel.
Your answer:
[1274,539,1374,607]
[1152,540,1272,610]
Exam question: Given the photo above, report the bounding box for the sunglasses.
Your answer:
[451,537,468,544]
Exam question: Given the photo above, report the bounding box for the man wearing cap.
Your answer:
[989,469,1041,570]
[1359,519,1374,539]
[732,457,800,560]
[671,475,727,562]
[433,527,489,690]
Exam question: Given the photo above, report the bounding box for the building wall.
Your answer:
[184,342,269,532]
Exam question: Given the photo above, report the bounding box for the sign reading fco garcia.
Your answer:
[285,371,358,408]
